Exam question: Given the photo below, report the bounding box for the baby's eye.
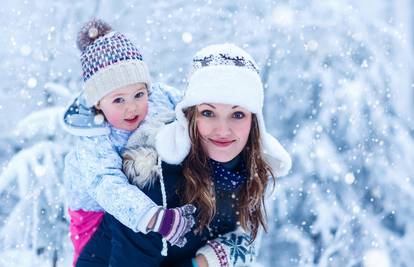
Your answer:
[135,91,145,99]
[113,97,124,104]
[201,110,214,117]
[233,111,245,119]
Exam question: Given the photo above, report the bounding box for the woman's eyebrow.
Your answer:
[200,103,216,109]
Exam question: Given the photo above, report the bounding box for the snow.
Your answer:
[363,249,391,267]
[182,32,193,43]
[1,0,414,266]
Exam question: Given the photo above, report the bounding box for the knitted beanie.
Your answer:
[156,43,292,176]
[77,19,151,107]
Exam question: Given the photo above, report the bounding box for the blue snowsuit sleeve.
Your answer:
[75,135,160,233]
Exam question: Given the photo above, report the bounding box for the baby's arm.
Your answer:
[76,135,159,233]
[122,125,196,247]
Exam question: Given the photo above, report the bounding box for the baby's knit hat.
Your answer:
[77,19,151,107]
[156,43,292,176]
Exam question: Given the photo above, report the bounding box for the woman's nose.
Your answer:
[214,120,232,136]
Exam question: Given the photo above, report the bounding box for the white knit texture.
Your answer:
[185,66,263,114]
[197,242,230,267]
[84,60,151,107]
[193,43,258,68]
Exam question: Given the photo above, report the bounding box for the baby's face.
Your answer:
[96,82,148,131]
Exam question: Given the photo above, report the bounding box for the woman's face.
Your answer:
[196,103,252,163]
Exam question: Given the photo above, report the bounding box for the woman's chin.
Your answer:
[208,153,238,163]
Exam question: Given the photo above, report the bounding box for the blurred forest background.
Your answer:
[0,1,413,266]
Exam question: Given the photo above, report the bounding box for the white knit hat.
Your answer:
[156,44,291,176]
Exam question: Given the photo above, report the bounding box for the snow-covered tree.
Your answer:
[258,1,414,266]
[0,83,73,266]
[0,2,93,265]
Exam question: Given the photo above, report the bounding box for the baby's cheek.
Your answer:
[105,112,122,126]
[141,103,149,117]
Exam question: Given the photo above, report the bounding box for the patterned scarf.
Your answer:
[210,156,248,192]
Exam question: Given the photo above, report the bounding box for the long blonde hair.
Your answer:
[181,106,275,241]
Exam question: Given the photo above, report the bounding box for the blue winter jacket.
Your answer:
[107,160,254,267]
[63,83,183,233]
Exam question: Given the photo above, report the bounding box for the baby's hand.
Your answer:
[152,204,197,247]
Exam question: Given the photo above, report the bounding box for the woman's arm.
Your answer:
[195,227,256,267]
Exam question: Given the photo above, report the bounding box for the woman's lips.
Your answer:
[124,115,139,124]
[210,139,234,147]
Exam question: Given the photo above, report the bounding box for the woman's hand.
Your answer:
[194,254,208,267]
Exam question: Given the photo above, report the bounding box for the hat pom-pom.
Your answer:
[77,18,112,52]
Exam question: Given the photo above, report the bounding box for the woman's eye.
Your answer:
[135,91,145,98]
[112,97,124,104]
[233,111,245,119]
[201,110,214,117]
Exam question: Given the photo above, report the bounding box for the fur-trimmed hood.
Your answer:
[61,92,110,136]
[122,112,175,188]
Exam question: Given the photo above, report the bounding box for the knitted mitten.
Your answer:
[153,204,196,247]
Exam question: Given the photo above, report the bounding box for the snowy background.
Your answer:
[0,0,414,266]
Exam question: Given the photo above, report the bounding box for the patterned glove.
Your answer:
[153,204,196,247]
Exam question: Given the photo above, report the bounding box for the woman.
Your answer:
[107,43,292,267]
